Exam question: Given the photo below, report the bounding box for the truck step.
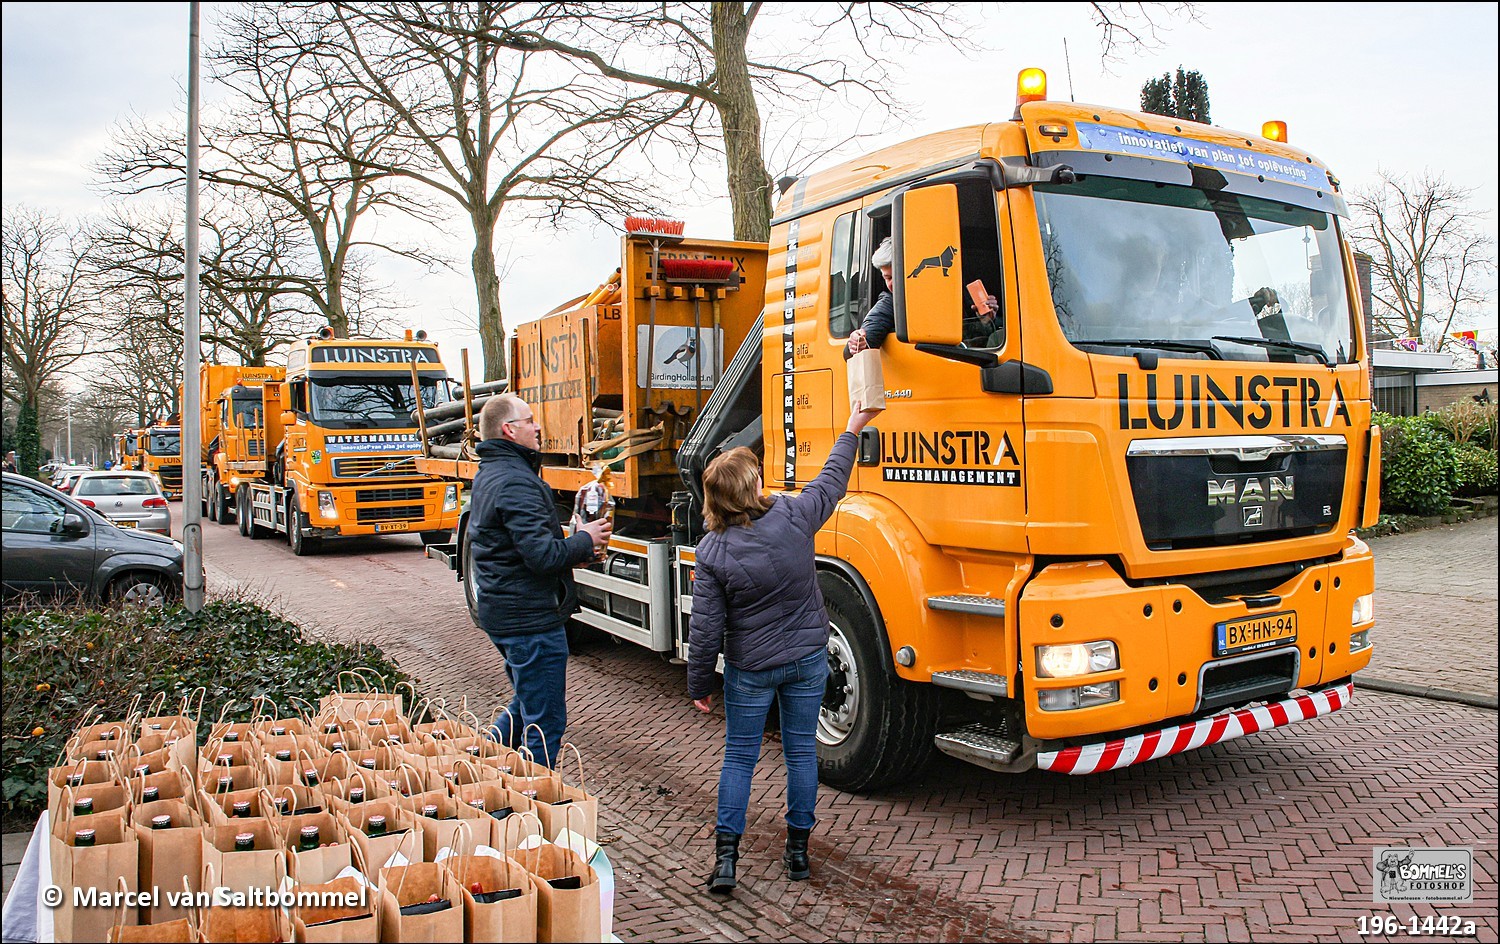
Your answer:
[931,670,1008,697]
[926,594,1006,617]
[933,723,1024,771]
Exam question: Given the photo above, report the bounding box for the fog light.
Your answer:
[1351,593,1374,626]
[443,484,459,513]
[1349,629,1371,653]
[317,490,337,519]
[1037,681,1120,712]
[230,475,241,486]
[1036,640,1118,678]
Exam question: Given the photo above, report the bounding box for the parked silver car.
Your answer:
[70,471,172,535]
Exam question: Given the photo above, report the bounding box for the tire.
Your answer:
[288,496,321,556]
[461,537,480,627]
[238,488,253,537]
[109,572,174,608]
[815,572,938,792]
[205,475,219,522]
[214,481,233,524]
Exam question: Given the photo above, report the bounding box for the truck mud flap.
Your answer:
[426,541,459,570]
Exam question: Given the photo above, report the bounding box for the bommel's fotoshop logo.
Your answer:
[1373,847,1473,903]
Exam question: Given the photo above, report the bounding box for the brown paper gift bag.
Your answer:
[449,820,538,944]
[199,860,291,944]
[508,840,600,944]
[129,766,196,809]
[198,763,259,797]
[48,758,114,813]
[378,861,465,943]
[200,820,282,896]
[847,347,887,412]
[529,744,598,843]
[198,739,258,772]
[343,798,424,870]
[131,798,203,924]
[51,807,140,943]
[107,875,197,943]
[322,769,395,813]
[406,790,486,861]
[318,669,412,717]
[201,784,280,826]
[292,874,378,943]
[279,810,352,885]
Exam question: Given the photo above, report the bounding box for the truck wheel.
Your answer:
[461,538,480,627]
[815,573,938,792]
[213,480,232,524]
[288,497,321,556]
[205,475,218,522]
[238,489,253,537]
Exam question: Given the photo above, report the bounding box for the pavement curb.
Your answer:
[1359,676,1499,710]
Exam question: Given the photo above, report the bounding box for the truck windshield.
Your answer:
[309,374,448,429]
[231,394,264,428]
[1034,176,1356,365]
[147,431,180,456]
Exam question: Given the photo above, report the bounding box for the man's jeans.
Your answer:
[488,624,569,767]
[716,649,829,836]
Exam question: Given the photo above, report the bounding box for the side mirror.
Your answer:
[280,410,297,427]
[58,513,88,535]
[892,183,964,345]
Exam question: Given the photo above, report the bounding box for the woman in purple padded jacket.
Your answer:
[688,404,881,895]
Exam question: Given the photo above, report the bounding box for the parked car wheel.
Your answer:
[109,572,173,608]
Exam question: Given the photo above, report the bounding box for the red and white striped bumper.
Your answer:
[1037,681,1354,775]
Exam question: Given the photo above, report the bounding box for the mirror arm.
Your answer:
[913,344,1000,368]
[998,158,1076,190]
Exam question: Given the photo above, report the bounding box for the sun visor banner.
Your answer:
[325,433,422,454]
[1073,123,1332,191]
[310,345,440,365]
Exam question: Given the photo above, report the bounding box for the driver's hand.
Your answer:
[1249,286,1280,314]
[846,328,868,355]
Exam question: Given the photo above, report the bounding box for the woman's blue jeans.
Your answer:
[716,649,829,836]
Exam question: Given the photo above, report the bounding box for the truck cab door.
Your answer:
[851,179,1029,548]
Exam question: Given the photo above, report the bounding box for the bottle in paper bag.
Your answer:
[572,464,614,561]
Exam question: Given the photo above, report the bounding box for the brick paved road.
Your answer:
[1364,517,1497,699]
[195,515,1497,943]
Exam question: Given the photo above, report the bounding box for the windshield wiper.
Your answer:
[1075,338,1224,360]
[1212,335,1333,367]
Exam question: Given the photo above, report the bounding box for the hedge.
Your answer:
[1,597,416,825]
[1374,411,1458,515]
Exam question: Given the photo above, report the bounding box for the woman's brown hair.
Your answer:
[701,447,775,532]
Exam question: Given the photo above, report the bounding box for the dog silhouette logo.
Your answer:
[908,245,957,279]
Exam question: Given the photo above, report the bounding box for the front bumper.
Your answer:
[1038,680,1352,774]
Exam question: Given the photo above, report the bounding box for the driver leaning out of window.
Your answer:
[846,237,1000,357]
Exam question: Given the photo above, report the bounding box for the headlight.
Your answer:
[1351,593,1374,626]
[230,475,241,486]
[317,490,337,519]
[1036,640,1119,678]
[443,484,459,513]
[1038,681,1120,712]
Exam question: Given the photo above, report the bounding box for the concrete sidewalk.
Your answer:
[1361,515,1498,706]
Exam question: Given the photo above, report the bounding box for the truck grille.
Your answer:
[1198,649,1297,714]
[356,487,425,503]
[247,439,263,457]
[331,455,423,479]
[158,465,183,488]
[356,505,423,523]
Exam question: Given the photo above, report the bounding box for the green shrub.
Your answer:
[1375,412,1458,515]
[1429,399,1498,449]
[1453,444,1499,496]
[1,598,416,823]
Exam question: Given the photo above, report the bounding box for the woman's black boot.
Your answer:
[707,831,740,894]
[785,826,812,880]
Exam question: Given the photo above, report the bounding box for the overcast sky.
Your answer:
[4,1,1497,378]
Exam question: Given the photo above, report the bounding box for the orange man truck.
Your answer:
[139,423,183,499]
[190,364,286,524]
[237,330,462,555]
[422,71,1378,790]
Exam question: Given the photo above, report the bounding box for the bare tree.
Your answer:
[95,3,439,339]
[469,2,1199,243]
[317,1,691,381]
[2,206,99,476]
[1350,170,1495,353]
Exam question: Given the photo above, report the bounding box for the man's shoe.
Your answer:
[707,832,740,894]
[785,825,811,881]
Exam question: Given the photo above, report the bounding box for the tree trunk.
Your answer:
[16,397,41,480]
[711,2,773,243]
[325,270,351,339]
[471,209,508,383]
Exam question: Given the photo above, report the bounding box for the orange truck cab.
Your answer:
[425,72,1378,790]
[238,330,462,555]
[191,364,286,524]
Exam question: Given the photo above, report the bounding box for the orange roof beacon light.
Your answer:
[1016,68,1048,109]
[1262,120,1288,143]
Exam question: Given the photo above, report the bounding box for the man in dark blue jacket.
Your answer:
[469,394,611,765]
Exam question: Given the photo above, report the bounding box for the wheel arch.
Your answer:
[815,556,897,680]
